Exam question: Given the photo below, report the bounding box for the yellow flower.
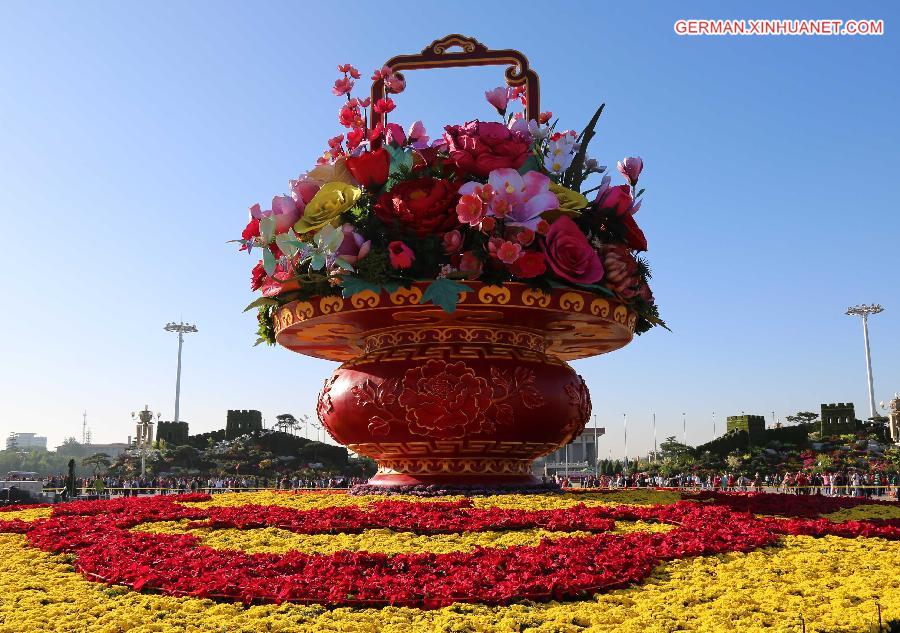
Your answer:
[543,182,590,221]
[293,182,361,234]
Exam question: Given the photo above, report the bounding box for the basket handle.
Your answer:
[369,34,540,136]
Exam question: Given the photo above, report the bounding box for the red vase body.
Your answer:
[274,282,635,488]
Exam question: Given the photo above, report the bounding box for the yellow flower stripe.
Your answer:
[132,522,596,555]
[0,506,52,522]
[1,532,897,632]
[180,489,682,512]
[824,503,900,522]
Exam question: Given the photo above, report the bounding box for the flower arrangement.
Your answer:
[1,490,899,630]
[237,61,664,345]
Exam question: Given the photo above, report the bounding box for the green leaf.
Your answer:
[386,146,413,175]
[334,258,355,271]
[421,278,470,313]
[274,234,299,258]
[309,253,326,270]
[259,216,277,244]
[340,274,384,298]
[243,297,280,313]
[262,248,277,276]
[517,154,542,175]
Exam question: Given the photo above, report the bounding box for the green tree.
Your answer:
[785,411,819,426]
[82,452,111,476]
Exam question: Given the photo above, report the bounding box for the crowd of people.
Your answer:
[43,474,366,496]
[555,470,899,498]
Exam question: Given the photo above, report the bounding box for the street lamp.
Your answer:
[845,304,884,419]
[131,406,159,477]
[164,322,198,423]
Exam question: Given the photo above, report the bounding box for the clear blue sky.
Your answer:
[1,2,897,458]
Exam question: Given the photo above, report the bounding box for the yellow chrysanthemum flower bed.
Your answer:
[0,489,897,632]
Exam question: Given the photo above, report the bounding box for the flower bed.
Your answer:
[0,490,897,631]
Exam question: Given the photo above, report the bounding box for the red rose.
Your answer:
[543,216,604,284]
[443,120,531,178]
[345,149,390,188]
[509,251,547,278]
[397,359,493,439]
[375,177,460,237]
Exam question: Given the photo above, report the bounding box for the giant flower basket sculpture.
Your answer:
[237,35,664,489]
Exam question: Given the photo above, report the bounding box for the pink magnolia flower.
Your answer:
[388,241,415,269]
[335,224,371,266]
[460,168,558,230]
[249,195,303,234]
[332,77,354,97]
[407,121,429,149]
[485,87,510,115]
[617,156,643,186]
[288,175,321,207]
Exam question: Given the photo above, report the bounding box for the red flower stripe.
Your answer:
[683,490,899,518]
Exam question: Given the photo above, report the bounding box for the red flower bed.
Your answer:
[2,494,897,608]
[684,491,898,518]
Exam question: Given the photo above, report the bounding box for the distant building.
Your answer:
[820,402,857,437]
[226,410,263,439]
[533,428,605,476]
[156,421,189,445]
[83,443,130,458]
[726,415,765,439]
[6,432,48,451]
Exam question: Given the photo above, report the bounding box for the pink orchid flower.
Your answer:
[460,168,558,230]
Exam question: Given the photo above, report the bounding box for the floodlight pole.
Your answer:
[845,304,884,419]
[164,322,198,423]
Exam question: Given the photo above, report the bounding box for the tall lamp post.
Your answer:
[131,406,159,477]
[845,304,884,419]
[164,322,198,423]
